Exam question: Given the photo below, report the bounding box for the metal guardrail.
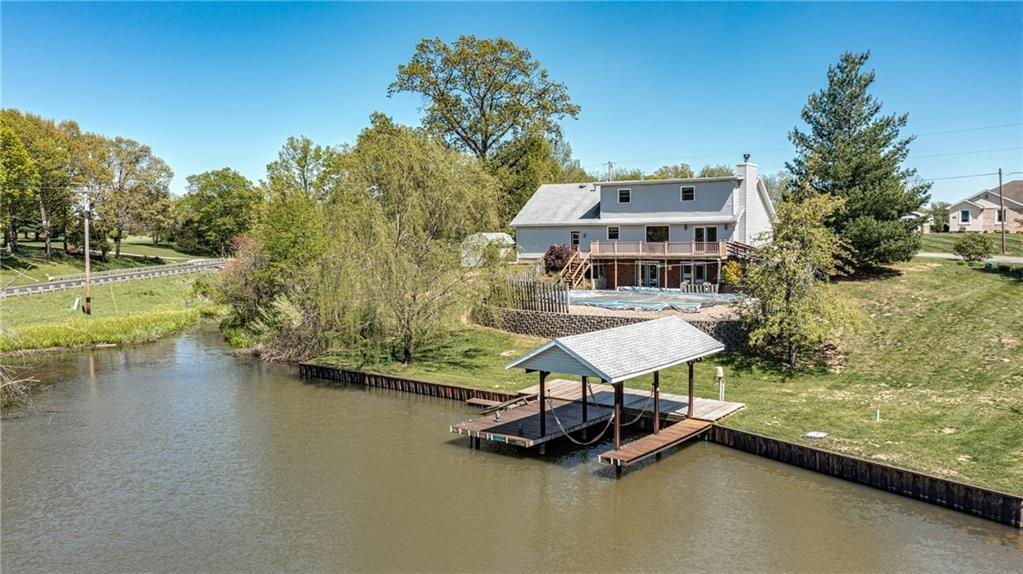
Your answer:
[44,259,225,283]
[0,259,227,298]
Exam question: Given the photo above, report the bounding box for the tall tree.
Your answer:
[1,110,74,260]
[0,124,38,253]
[388,35,580,161]
[739,193,859,368]
[489,131,560,222]
[697,164,734,177]
[99,137,173,257]
[761,170,793,205]
[265,135,333,200]
[927,201,950,233]
[788,51,930,268]
[649,164,695,179]
[176,168,259,255]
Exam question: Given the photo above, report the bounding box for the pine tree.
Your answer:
[787,52,930,268]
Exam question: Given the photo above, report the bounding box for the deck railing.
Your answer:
[589,240,728,258]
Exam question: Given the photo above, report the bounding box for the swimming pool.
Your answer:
[569,287,738,312]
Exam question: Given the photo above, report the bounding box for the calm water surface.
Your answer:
[2,326,1021,573]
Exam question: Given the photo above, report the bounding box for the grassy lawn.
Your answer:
[315,259,1023,494]
[1,246,171,288]
[117,235,203,259]
[921,232,1023,257]
[0,274,219,352]
[316,323,544,391]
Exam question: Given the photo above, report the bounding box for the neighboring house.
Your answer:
[900,211,933,233]
[509,162,775,288]
[947,180,1023,233]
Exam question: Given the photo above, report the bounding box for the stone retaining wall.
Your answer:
[479,307,747,352]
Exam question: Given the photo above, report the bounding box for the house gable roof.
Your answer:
[952,180,1023,210]
[509,182,600,227]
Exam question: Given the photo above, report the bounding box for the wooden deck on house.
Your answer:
[597,419,713,467]
[517,378,745,422]
[450,399,613,448]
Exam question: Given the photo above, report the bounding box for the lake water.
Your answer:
[2,326,1021,573]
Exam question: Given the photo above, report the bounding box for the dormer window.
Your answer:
[618,188,631,203]
[680,186,695,201]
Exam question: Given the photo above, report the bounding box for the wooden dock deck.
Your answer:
[517,378,744,422]
[450,399,613,448]
[597,419,713,468]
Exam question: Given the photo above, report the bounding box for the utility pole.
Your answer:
[82,189,92,315]
[998,168,1006,254]
[604,161,614,182]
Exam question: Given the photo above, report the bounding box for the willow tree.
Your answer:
[788,52,930,268]
[337,113,501,364]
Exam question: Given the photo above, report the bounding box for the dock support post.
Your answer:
[687,361,695,419]
[615,462,623,479]
[653,371,660,434]
[539,371,548,439]
[614,380,622,450]
[581,376,588,422]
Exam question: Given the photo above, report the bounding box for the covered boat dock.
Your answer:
[450,317,743,473]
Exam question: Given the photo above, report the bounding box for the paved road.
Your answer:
[917,251,1023,265]
[0,259,226,298]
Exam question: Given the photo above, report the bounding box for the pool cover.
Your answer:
[569,287,738,313]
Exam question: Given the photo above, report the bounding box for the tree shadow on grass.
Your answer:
[834,265,902,283]
[715,351,833,383]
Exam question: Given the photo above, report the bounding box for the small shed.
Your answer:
[506,316,724,450]
[461,232,515,267]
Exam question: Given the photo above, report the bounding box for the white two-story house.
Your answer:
[509,162,775,289]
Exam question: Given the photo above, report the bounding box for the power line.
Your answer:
[585,122,1023,172]
[921,171,999,182]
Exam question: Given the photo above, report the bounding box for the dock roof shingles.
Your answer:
[507,316,725,382]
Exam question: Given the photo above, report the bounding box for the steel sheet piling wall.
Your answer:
[708,426,1022,528]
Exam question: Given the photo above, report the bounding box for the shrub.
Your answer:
[544,244,574,273]
[953,233,995,263]
[721,260,744,286]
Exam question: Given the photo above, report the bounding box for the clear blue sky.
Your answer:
[3,2,1021,202]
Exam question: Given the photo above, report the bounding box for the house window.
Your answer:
[607,226,620,240]
[996,209,1007,223]
[645,225,669,242]
[680,186,695,201]
[570,230,581,247]
[618,189,631,203]
[681,263,707,284]
[960,209,971,224]
[694,226,718,243]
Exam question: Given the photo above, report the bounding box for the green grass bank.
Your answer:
[0,275,219,352]
[921,231,1023,257]
[314,259,1023,494]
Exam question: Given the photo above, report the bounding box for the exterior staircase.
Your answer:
[726,241,759,262]
[557,250,591,289]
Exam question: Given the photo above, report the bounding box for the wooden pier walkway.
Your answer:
[597,419,712,468]
[450,399,613,448]
[518,378,744,422]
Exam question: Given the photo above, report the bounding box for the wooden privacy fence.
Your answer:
[505,278,569,314]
